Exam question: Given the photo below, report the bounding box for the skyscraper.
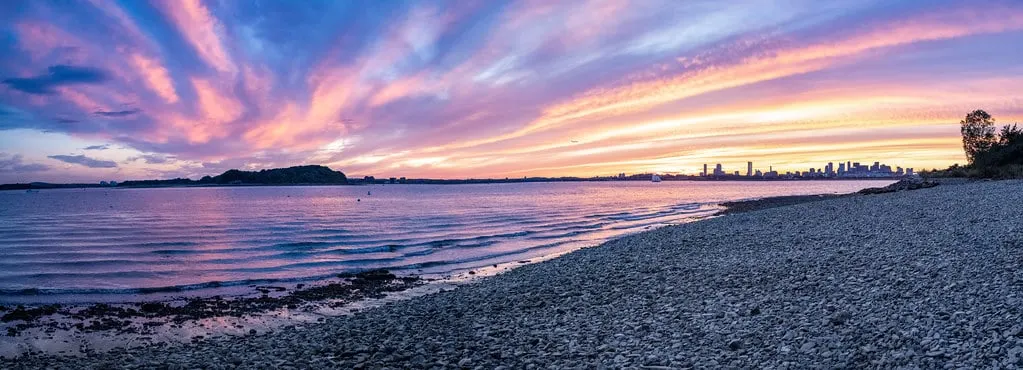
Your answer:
[703,164,708,177]
[747,161,753,177]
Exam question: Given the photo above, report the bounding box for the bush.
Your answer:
[953,110,1023,178]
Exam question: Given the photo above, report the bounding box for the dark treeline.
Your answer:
[924,110,1023,178]
[0,183,107,191]
[118,165,348,187]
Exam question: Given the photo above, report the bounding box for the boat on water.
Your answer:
[651,174,662,182]
[25,189,39,193]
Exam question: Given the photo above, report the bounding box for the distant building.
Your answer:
[747,162,753,177]
[702,164,708,177]
[713,163,724,176]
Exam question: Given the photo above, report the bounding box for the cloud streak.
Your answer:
[2,65,110,95]
[47,154,118,168]
[94,109,141,117]
[0,153,50,173]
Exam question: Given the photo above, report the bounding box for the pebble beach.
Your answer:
[5,179,1023,368]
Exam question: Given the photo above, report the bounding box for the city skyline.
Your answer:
[2,1,1023,183]
[697,159,913,178]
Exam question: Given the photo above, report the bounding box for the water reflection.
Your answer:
[0,181,892,303]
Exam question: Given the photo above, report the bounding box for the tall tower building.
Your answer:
[703,164,708,177]
[747,162,753,177]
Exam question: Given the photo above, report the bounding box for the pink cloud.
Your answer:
[15,22,81,61]
[191,78,243,126]
[526,4,1023,140]
[157,0,235,73]
[131,53,179,103]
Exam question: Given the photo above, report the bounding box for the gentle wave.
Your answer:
[0,181,893,303]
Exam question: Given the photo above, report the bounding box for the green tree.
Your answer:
[960,109,996,165]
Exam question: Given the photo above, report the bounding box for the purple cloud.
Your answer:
[94,109,141,117]
[2,65,110,95]
[47,154,118,168]
[0,153,51,173]
[127,154,172,164]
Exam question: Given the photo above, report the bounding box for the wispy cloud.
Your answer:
[0,153,50,173]
[2,65,110,95]
[127,154,173,164]
[94,109,141,117]
[47,154,118,168]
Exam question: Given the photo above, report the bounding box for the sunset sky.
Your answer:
[1,0,1022,182]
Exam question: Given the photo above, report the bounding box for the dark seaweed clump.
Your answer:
[1,270,421,336]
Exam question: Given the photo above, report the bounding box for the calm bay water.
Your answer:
[0,180,891,303]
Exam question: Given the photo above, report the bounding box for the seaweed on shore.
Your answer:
[1,305,61,323]
[1,270,421,336]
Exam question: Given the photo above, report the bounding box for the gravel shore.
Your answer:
[5,180,1023,368]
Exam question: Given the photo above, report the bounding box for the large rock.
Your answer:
[858,178,937,195]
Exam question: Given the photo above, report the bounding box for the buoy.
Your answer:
[357,198,361,202]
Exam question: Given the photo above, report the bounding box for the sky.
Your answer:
[1,0,1022,183]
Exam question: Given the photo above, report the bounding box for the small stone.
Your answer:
[728,339,742,351]
[800,342,816,353]
[830,311,852,325]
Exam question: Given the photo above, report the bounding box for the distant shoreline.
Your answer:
[1,176,907,191]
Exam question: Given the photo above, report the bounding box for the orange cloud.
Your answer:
[368,74,429,107]
[511,4,1023,145]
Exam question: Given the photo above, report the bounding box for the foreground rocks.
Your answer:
[0,270,420,337]
[858,177,938,194]
[719,194,850,215]
[5,180,1023,368]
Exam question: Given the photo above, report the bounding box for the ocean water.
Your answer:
[0,180,891,303]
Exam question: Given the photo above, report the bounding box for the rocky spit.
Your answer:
[4,180,1023,368]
